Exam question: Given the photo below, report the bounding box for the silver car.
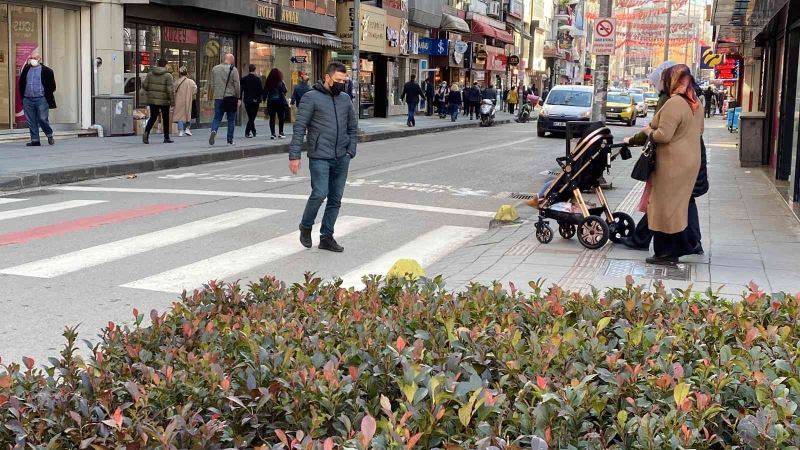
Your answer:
[631,93,648,117]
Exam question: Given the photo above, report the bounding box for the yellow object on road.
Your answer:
[386,259,425,280]
[494,204,519,221]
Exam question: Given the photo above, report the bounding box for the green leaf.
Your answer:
[596,317,612,336]
[617,410,628,426]
[673,382,690,406]
[402,382,418,403]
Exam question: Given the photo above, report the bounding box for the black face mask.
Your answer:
[330,81,347,96]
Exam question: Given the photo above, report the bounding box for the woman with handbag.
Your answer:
[173,66,197,137]
[636,64,704,265]
[264,68,288,139]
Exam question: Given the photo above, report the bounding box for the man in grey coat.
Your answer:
[289,61,357,252]
[209,53,241,146]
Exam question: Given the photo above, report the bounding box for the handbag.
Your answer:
[221,65,238,113]
[631,135,656,182]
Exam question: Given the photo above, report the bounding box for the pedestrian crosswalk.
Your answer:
[0,197,485,294]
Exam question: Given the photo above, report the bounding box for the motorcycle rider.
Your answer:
[482,83,498,104]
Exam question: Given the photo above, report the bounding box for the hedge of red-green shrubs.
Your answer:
[1,275,799,449]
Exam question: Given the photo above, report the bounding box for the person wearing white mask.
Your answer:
[19,51,56,146]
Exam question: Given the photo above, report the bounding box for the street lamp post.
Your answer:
[351,0,361,121]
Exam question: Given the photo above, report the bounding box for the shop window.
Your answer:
[249,42,315,107]
[0,4,10,129]
[137,25,161,108]
[123,25,137,97]
[46,7,79,124]
[10,5,42,128]
[198,31,235,124]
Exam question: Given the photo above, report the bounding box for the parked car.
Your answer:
[631,93,648,117]
[536,85,594,137]
[644,92,659,108]
[605,92,637,126]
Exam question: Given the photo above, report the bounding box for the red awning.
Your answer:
[470,21,514,44]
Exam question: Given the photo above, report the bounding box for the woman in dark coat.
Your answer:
[263,68,288,139]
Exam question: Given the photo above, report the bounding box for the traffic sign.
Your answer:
[592,18,616,56]
[508,55,520,66]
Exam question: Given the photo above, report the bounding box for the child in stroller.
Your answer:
[524,122,635,249]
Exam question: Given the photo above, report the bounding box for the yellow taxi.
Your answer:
[604,92,637,126]
[644,92,659,108]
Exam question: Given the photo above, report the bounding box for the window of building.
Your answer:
[10,4,42,128]
[46,7,79,124]
[249,42,315,104]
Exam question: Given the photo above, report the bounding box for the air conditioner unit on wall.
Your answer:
[488,1,501,18]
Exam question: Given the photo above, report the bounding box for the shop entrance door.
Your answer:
[164,47,197,124]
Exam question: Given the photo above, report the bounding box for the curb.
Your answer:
[0,119,513,192]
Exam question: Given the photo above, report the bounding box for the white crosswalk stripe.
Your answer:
[121,216,384,293]
[0,198,28,205]
[0,200,105,222]
[0,208,283,278]
[338,225,484,288]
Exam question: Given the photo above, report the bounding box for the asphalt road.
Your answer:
[0,116,645,364]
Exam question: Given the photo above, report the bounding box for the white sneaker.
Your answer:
[179,130,185,137]
[278,134,286,139]
[185,128,192,136]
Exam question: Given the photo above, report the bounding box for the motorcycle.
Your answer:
[479,99,496,127]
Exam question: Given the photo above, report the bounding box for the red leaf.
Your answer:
[536,375,548,390]
[407,432,423,449]
[545,425,552,443]
[95,351,104,365]
[107,321,115,332]
[22,356,34,370]
[275,430,289,447]
[672,362,684,380]
[625,275,634,285]
[0,394,8,407]
[165,365,174,383]
[112,407,123,427]
[361,415,377,447]
[132,308,139,318]
[220,376,231,391]
[0,375,11,388]
[396,336,407,352]
[324,437,334,450]
[349,366,358,380]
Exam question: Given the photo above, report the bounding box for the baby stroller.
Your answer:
[534,121,635,249]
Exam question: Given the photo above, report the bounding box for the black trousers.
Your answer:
[508,102,516,114]
[144,104,170,138]
[267,101,286,136]
[467,102,478,118]
[244,101,259,136]
[629,198,700,250]
[653,230,693,258]
[425,96,433,115]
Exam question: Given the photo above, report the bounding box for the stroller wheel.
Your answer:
[536,223,554,244]
[609,212,636,243]
[577,216,609,250]
[558,222,576,239]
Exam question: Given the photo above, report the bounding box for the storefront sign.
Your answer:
[257,4,277,20]
[399,19,409,55]
[454,41,468,53]
[291,55,308,63]
[281,8,300,24]
[385,15,402,56]
[164,27,198,45]
[485,48,506,71]
[714,58,739,80]
[407,31,419,54]
[418,37,448,56]
[508,55,520,66]
[475,49,487,64]
[384,0,409,12]
[337,3,386,53]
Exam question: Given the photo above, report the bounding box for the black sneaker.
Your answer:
[319,236,344,252]
[646,256,679,266]
[26,141,41,147]
[142,132,149,145]
[47,135,54,145]
[299,225,312,248]
[208,130,216,145]
[164,138,174,143]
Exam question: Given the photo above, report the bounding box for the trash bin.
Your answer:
[93,95,134,136]
[739,111,766,167]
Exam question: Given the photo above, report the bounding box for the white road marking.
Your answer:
[352,138,535,178]
[0,198,27,205]
[0,200,105,222]
[338,225,484,288]
[121,215,383,293]
[0,208,283,278]
[52,187,495,218]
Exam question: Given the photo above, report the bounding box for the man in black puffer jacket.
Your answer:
[289,61,357,253]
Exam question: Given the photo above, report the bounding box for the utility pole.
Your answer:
[351,0,361,121]
[590,0,612,122]
[663,0,672,62]
[684,0,691,65]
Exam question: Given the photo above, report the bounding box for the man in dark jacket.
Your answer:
[423,76,435,116]
[19,51,56,146]
[240,64,263,138]
[289,61,357,253]
[703,87,714,118]
[401,74,424,127]
[482,84,498,104]
[291,71,312,107]
[465,82,482,120]
[141,59,175,144]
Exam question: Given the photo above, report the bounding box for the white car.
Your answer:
[631,93,648,117]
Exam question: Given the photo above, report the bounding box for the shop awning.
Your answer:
[470,21,514,44]
[441,14,470,33]
[257,26,341,49]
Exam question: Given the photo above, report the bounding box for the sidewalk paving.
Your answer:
[428,119,800,297]
[0,112,515,191]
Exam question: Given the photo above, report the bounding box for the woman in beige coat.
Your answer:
[640,64,703,265]
[173,66,197,137]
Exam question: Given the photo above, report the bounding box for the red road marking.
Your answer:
[0,203,187,246]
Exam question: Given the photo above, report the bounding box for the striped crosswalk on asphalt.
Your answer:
[0,208,283,278]
[121,215,384,293]
[0,198,28,205]
[0,200,106,222]
[338,225,484,288]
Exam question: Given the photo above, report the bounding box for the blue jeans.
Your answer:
[407,101,418,126]
[177,121,187,131]
[23,97,53,142]
[211,99,236,143]
[450,103,460,121]
[301,155,351,238]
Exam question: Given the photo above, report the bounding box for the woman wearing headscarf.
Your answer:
[639,64,704,265]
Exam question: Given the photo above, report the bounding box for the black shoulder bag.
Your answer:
[631,135,656,182]
[221,66,238,113]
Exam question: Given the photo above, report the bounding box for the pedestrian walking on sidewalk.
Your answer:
[291,71,311,107]
[173,66,196,137]
[209,53,240,146]
[19,51,56,147]
[434,81,449,118]
[423,76,434,116]
[447,83,463,122]
[241,64,264,138]
[639,64,704,266]
[141,59,175,145]
[507,85,519,115]
[401,73,424,127]
[465,82,482,119]
[264,68,288,139]
[703,87,714,118]
[289,62,357,253]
